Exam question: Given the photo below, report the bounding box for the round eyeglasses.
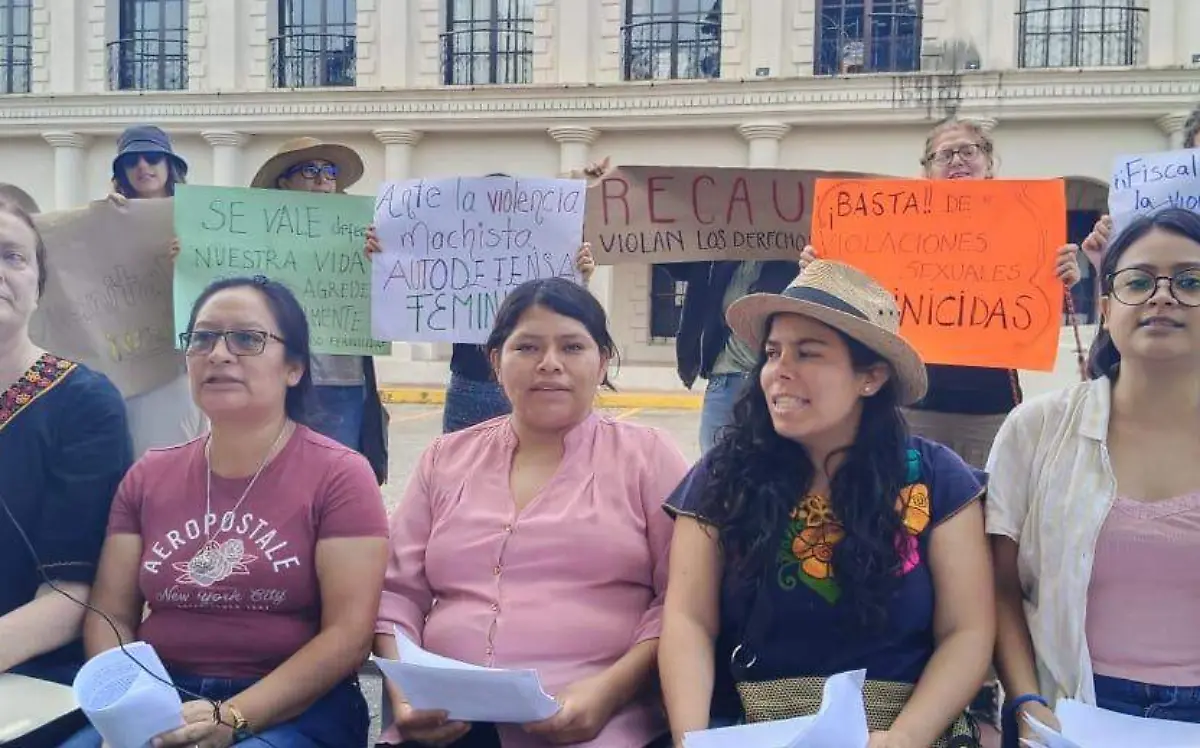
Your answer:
[287,163,338,181]
[925,143,984,166]
[180,329,286,356]
[1107,268,1200,307]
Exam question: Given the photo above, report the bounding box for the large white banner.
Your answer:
[370,175,586,344]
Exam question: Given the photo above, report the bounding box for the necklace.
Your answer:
[184,421,292,585]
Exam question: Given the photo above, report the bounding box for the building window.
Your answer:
[1017,0,1146,68]
[649,267,687,340]
[271,0,356,88]
[108,0,188,91]
[623,0,721,81]
[1,0,32,94]
[815,0,922,75]
[442,0,534,85]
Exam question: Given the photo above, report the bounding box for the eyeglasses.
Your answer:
[1107,268,1200,307]
[180,329,286,356]
[286,163,338,181]
[925,143,985,166]
[117,152,167,170]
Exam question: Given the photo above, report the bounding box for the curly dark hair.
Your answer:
[697,317,911,630]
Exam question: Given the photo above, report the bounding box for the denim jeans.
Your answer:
[309,384,366,451]
[59,674,368,748]
[1094,673,1200,723]
[699,373,749,453]
[443,373,510,434]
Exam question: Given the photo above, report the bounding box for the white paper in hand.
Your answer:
[72,642,184,748]
[681,669,869,748]
[1021,712,1081,748]
[1056,698,1200,747]
[373,627,560,724]
[788,669,869,748]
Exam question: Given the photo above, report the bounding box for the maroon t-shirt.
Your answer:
[108,426,388,678]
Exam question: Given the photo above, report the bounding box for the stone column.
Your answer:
[548,125,606,306]
[201,131,249,187]
[374,128,423,180]
[737,121,790,167]
[42,131,89,210]
[373,128,425,361]
[1157,112,1191,150]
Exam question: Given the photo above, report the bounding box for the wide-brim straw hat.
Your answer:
[251,137,364,191]
[726,260,928,405]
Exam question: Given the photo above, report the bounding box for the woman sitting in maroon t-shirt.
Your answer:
[62,277,389,748]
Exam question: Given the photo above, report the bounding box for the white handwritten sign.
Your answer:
[370,176,585,343]
[1109,149,1200,233]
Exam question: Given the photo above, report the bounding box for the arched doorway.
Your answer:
[1065,176,1109,324]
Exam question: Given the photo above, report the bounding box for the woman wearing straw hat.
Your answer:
[107,125,207,458]
[659,261,994,747]
[251,137,389,485]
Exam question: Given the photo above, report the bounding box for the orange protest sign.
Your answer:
[812,178,1067,371]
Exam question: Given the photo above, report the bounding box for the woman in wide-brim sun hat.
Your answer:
[659,259,993,748]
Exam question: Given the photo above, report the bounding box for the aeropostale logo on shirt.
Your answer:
[142,511,302,610]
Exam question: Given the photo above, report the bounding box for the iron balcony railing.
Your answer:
[621,19,721,81]
[270,32,356,88]
[1,42,31,94]
[440,23,533,85]
[1016,3,1147,68]
[107,36,189,91]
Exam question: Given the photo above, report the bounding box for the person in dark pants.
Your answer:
[664,260,798,452]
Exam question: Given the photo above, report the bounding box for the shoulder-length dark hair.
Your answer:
[698,315,910,629]
[184,276,315,424]
[112,161,187,199]
[484,277,618,388]
[1088,208,1200,380]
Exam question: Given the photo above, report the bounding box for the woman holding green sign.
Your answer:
[251,137,389,485]
[106,124,207,458]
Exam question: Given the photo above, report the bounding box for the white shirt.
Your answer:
[985,377,1118,706]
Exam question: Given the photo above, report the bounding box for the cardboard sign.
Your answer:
[370,176,585,344]
[812,178,1067,371]
[583,166,870,264]
[173,185,390,356]
[30,199,181,398]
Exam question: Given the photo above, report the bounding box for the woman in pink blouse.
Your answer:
[376,277,688,748]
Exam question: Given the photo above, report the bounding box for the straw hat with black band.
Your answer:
[251,137,364,191]
[725,259,928,405]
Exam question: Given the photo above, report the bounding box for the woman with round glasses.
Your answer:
[802,117,1082,470]
[106,124,206,457]
[251,138,390,485]
[988,208,1200,746]
[61,276,389,748]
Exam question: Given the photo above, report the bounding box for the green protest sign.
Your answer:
[173,185,390,356]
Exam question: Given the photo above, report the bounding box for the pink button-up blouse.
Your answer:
[377,412,689,748]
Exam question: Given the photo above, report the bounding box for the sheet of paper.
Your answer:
[1056,698,1200,747]
[373,628,560,724]
[683,715,815,748]
[0,673,79,743]
[72,641,184,748]
[681,670,869,748]
[1021,713,1081,748]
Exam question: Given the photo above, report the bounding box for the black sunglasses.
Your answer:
[117,152,168,170]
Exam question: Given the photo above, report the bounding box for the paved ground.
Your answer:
[363,404,702,744]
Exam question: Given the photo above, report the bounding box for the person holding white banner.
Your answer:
[987,208,1200,747]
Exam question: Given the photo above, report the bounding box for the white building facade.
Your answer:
[1,0,1198,390]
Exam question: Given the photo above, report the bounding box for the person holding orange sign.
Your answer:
[799,117,1082,468]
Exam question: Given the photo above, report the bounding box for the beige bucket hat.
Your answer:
[725,260,928,405]
[251,137,364,191]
